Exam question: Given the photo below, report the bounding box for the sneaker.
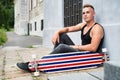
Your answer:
[17,62,31,72]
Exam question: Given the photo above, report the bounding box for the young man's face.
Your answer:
[82,7,95,22]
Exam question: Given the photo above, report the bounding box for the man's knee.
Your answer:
[56,44,69,50]
[60,33,67,39]
[57,44,66,48]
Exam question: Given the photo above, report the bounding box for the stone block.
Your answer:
[104,62,120,80]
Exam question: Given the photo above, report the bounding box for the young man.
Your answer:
[17,4,104,72]
[50,4,104,54]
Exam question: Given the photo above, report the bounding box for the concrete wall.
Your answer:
[43,0,64,48]
[43,0,82,48]
[83,0,120,61]
[14,0,29,35]
[83,0,120,80]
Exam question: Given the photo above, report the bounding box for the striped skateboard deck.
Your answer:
[28,51,107,73]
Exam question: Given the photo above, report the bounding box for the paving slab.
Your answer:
[0,50,4,80]
[1,46,51,80]
[7,75,33,80]
[16,47,51,62]
[48,72,99,80]
[87,67,104,80]
[1,47,33,80]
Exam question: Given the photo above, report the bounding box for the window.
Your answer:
[41,19,44,31]
[35,22,37,31]
[64,0,83,27]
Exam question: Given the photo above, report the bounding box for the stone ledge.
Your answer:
[104,61,120,80]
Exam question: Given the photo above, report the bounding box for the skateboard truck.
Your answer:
[32,54,40,76]
[102,48,108,62]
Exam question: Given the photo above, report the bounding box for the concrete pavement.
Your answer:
[0,46,104,80]
[3,32,42,48]
[0,46,51,80]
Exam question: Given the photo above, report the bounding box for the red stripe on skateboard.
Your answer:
[37,60,104,70]
[29,54,104,64]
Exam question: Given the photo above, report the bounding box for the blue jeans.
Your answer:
[50,33,79,54]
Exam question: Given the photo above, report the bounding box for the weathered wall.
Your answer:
[14,0,29,35]
[43,0,64,48]
[83,0,120,80]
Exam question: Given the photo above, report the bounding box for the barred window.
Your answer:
[64,0,83,27]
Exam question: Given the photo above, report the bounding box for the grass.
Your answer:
[28,45,34,48]
[2,56,6,80]
[0,28,8,45]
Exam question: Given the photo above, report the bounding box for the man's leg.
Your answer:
[52,33,79,54]
[54,33,75,48]
[16,44,79,72]
[17,34,76,72]
[50,44,79,54]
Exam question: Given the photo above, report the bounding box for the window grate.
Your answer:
[64,0,83,27]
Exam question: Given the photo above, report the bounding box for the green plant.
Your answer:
[0,0,14,31]
[0,28,8,45]
[28,45,34,48]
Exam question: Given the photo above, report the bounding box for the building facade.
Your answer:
[14,0,43,36]
[14,0,83,47]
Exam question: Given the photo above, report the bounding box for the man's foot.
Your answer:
[17,62,31,72]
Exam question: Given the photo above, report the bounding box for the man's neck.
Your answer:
[86,20,95,28]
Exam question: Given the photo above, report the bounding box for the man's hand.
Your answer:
[52,31,60,45]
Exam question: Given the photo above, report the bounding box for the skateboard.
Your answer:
[28,48,109,75]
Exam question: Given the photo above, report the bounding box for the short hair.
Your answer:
[83,4,94,11]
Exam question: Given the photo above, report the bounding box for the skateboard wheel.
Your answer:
[34,71,40,76]
[102,48,107,52]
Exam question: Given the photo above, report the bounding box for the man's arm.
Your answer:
[71,24,104,52]
[52,23,86,45]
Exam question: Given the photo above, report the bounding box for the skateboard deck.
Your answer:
[28,51,108,73]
